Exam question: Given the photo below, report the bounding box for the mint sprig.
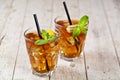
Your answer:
[35,39,49,45]
[72,15,89,37]
[41,30,48,40]
[35,30,58,45]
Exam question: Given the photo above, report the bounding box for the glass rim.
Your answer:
[24,28,34,43]
[54,16,89,29]
[54,16,79,27]
[24,28,59,45]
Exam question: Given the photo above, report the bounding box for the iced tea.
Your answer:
[24,29,60,76]
[55,19,87,61]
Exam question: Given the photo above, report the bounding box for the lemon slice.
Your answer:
[47,30,55,36]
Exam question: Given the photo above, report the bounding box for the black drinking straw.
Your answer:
[33,14,42,39]
[33,14,50,73]
[63,1,72,25]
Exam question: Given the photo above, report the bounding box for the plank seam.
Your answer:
[0,0,15,35]
[101,0,120,67]
[83,51,88,80]
[50,0,54,27]
[11,0,29,80]
[0,34,6,46]
[78,0,89,79]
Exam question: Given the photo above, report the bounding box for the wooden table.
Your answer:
[0,0,120,80]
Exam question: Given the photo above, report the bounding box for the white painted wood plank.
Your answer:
[13,0,53,80]
[0,0,13,36]
[52,0,86,80]
[0,0,27,79]
[102,0,120,65]
[23,0,53,29]
[2,0,119,80]
[79,0,120,80]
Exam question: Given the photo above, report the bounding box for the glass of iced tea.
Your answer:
[54,16,88,61]
[24,28,60,77]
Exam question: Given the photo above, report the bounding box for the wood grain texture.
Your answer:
[0,0,27,79]
[0,0,14,38]
[79,0,120,80]
[102,0,120,66]
[0,0,120,80]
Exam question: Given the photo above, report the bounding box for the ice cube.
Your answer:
[66,24,77,33]
[66,37,75,45]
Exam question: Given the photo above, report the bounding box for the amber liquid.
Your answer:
[55,20,87,58]
[25,32,59,73]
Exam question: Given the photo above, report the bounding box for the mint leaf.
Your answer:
[35,36,58,45]
[72,15,89,37]
[72,26,81,37]
[78,15,89,27]
[41,29,49,40]
[48,36,58,41]
[35,39,49,45]
[81,28,87,34]
[35,29,58,45]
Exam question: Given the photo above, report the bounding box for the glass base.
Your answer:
[60,56,78,62]
[32,70,54,77]
[60,52,83,62]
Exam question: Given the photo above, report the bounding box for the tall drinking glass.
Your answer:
[55,16,88,61]
[24,28,60,78]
